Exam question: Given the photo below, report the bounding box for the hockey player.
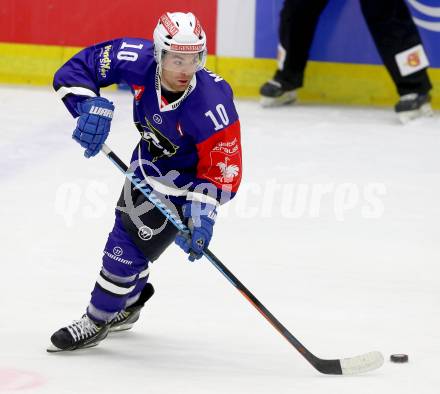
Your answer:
[260,0,433,122]
[48,12,242,351]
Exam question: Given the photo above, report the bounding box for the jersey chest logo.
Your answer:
[136,119,179,162]
[132,84,145,102]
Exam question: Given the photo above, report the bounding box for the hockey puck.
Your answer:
[390,354,408,363]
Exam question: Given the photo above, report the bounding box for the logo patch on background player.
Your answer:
[395,44,429,76]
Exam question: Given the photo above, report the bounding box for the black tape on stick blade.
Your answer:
[390,354,409,363]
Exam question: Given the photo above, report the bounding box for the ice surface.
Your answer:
[0,85,439,393]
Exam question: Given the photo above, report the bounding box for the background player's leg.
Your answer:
[260,0,329,106]
[360,0,433,121]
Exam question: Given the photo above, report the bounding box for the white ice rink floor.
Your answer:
[1,85,439,393]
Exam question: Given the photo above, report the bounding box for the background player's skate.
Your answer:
[260,79,297,107]
[395,93,433,123]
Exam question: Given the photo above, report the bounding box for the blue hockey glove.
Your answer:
[73,97,114,158]
[175,202,217,262]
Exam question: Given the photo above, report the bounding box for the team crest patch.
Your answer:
[212,153,240,185]
[203,138,241,191]
[199,137,241,192]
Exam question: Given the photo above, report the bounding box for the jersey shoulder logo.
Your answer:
[201,135,241,192]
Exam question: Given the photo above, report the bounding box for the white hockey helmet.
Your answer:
[153,12,207,73]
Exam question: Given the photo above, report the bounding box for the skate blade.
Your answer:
[46,341,99,353]
[421,103,434,116]
[398,103,434,124]
[109,323,134,333]
[260,91,297,108]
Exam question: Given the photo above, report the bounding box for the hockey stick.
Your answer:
[101,143,384,375]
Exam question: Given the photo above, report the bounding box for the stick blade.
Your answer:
[340,351,384,375]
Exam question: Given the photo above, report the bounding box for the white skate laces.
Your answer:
[66,315,100,342]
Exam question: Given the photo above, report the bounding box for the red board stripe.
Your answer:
[0,0,217,54]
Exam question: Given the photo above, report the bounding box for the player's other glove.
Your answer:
[73,97,114,158]
[175,202,217,261]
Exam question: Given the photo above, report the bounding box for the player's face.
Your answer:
[161,52,201,92]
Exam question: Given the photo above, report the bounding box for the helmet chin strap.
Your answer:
[156,65,170,91]
[154,65,197,111]
[156,65,188,94]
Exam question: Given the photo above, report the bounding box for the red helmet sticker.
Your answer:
[160,13,179,37]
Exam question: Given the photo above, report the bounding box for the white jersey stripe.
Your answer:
[56,86,97,99]
[137,144,220,207]
[138,144,187,197]
[186,191,219,207]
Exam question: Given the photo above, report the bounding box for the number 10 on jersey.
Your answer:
[205,104,229,131]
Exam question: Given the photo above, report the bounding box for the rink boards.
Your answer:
[0,0,438,107]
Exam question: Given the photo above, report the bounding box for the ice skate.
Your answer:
[395,93,433,123]
[47,314,109,352]
[260,79,297,108]
[109,283,155,332]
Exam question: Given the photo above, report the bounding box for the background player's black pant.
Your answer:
[275,0,432,96]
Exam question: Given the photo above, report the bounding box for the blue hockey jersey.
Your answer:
[53,38,242,206]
